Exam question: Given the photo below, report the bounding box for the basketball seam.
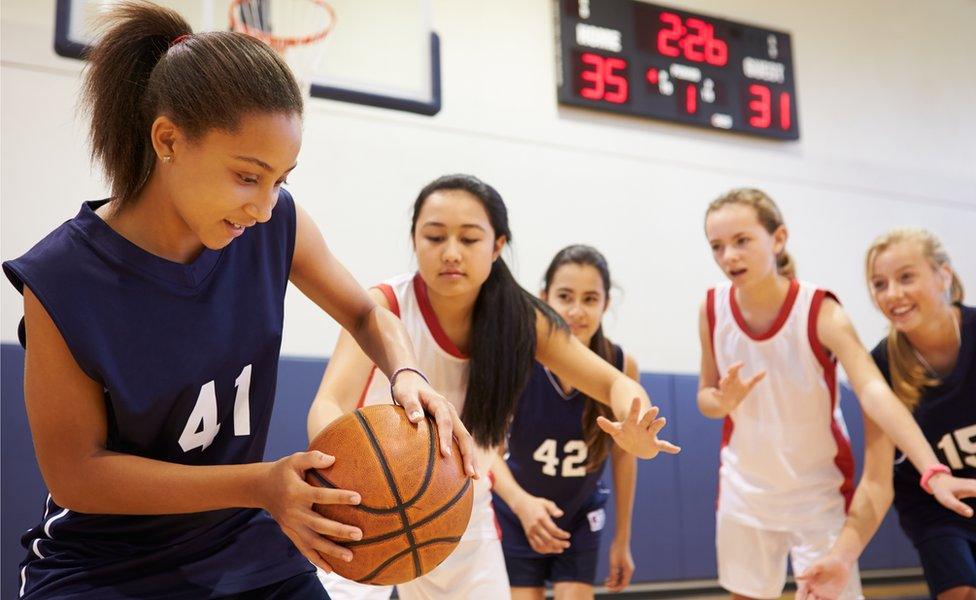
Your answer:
[356,536,463,585]
[345,477,471,547]
[355,410,423,578]
[307,420,437,515]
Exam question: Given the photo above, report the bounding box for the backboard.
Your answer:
[54,0,441,115]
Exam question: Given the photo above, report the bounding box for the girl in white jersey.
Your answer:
[698,189,962,600]
[308,174,679,600]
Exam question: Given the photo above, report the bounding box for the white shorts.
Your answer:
[318,537,511,600]
[716,512,863,600]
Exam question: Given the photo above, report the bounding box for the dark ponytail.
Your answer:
[83,1,303,207]
[542,245,617,471]
[411,175,566,448]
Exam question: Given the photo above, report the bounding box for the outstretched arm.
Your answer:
[818,297,976,516]
[534,311,679,459]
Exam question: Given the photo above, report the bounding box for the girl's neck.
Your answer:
[425,283,477,355]
[99,176,204,264]
[905,304,961,372]
[736,273,792,314]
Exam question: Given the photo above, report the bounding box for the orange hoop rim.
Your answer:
[228,0,337,51]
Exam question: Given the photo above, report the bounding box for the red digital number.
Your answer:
[683,18,707,62]
[579,53,605,100]
[657,12,682,57]
[705,31,728,66]
[779,91,791,130]
[657,12,728,67]
[684,83,698,114]
[747,84,771,128]
[578,53,629,104]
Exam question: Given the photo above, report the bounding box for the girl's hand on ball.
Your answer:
[261,451,362,572]
[393,371,480,479]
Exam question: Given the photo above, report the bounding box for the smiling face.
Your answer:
[412,189,505,300]
[705,203,786,288]
[160,111,302,250]
[869,240,952,334]
[542,263,608,346]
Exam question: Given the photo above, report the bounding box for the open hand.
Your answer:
[796,555,852,600]
[597,398,681,459]
[927,471,976,518]
[716,362,765,414]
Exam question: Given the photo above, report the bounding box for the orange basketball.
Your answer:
[306,404,473,585]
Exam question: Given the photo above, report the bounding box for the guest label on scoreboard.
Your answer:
[555,0,800,140]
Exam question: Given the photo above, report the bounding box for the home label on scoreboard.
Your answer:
[555,0,800,140]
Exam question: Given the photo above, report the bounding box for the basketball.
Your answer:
[305,404,473,585]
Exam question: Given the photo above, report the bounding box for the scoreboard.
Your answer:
[555,0,800,140]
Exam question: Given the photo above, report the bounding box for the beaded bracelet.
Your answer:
[389,367,430,404]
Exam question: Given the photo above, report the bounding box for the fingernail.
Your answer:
[349,494,361,504]
[350,530,362,541]
[344,553,353,562]
[445,445,452,457]
[410,410,423,421]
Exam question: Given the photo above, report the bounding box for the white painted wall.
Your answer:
[3,0,974,374]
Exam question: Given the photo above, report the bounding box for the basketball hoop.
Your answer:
[228,0,337,93]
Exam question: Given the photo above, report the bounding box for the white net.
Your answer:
[228,0,336,94]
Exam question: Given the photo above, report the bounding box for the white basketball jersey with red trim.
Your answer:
[359,272,500,542]
[707,279,855,531]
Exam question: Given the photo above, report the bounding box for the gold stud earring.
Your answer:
[161,155,173,163]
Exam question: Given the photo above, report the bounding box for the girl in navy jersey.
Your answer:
[797,228,976,600]
[308,175,677,600]
[698,190,971,600]
[2,3,476,598]
[491,245,638,600]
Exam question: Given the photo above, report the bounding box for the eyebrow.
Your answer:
[233,155,298,173]
[421,222,487,232]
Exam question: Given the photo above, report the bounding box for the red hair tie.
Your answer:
[170,34,191,47]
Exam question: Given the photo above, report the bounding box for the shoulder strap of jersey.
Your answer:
[374,283,400,318]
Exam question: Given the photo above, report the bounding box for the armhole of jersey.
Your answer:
[706,288,717,356]
[807,289,840,375]
[375,283,400,318]
[357,365,377,409]
[808,289,855,510]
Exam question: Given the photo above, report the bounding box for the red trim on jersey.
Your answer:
[808,289,855,511]
[357,366,377,409]
[706,288,717,355]
[730,278,800,341]
[375,283,400,318]
[412,273,468,359]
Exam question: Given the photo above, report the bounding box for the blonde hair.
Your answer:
[865,228,965,409]
[705,188,795,278]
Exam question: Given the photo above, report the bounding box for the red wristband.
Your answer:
[920,464,951,494]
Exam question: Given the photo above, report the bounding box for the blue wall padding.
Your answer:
[1,343,920,597]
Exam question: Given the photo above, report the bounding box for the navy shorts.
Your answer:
[504,547,600,587]
[916,535,976,596]
[226,571,329,599]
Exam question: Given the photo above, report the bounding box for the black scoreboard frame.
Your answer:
[555,0,800,140]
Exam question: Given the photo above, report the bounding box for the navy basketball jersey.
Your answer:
[493,345,624,557]
[3,190,311,599]
[872,304,976,545]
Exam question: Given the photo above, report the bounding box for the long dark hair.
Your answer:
[411,174,566,447]
[83,0,304,207]
[542,245,617,471]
